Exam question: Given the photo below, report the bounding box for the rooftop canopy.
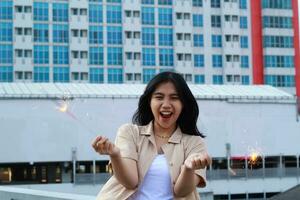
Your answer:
[0,83,295,102]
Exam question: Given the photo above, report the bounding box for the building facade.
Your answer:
[0,0,299,96]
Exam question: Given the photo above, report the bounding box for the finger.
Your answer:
[104,141,110,154]
[92,136,102,149]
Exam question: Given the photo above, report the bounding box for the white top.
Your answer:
[129,154,174,200]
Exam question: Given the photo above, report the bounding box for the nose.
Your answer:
[161,99,171,108]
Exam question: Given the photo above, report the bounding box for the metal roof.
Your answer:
[0,83,295,102]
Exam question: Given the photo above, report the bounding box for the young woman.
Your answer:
[92,72,211,200]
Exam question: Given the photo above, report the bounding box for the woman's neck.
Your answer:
[153,121,176,137]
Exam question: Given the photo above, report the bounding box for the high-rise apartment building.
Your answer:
[0,0,299,96]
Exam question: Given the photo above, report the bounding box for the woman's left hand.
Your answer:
[184,152,212,170]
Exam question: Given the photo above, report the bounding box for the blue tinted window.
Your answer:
[0,66,13,82]
[34,45,49,64]
[108,68,123,83]
[142,27,155,45]
[0,45,12,64]
[158,8,172,26]
[159,28,173,46]
[158,0,172,5]
[241,75,250,85]
[264,55,294,68]
[107,26,122,44]
[107,5,121,24]
[53,24,68,43]
[211,0,221,8]
[89,68,104,83]
[194,75,205,84]
[34,24,49,42]
[89,47,104,65]
[264,75,295,87]
[34,66,49,82]
[194,54,204,67]
[263,36,293,48]
[240,36,248,48]
[53,67,69,82]
[53,3,68,22]
[89,26,103,44]
[193,14,203,27]
[212,35,222,47]
[239,0,247,9]
[89,4,102,23]
[262,0,291,9]
[142,7,155,25]
[193,0,203,7]
[263,16,292,29]
[143,68,156,83]
[142,48,156,66]
[241,55,249,68]
[0,22,12,42]
[34,2,48,21]
[53,46,69,64]
[0,1,12,20]
[107,47,122,65]
[193,34,204,47]
[240,16,247,29]
[212,55,222,67]
[159,48,173,66]
[211,15,221,27]
[213,75,223,84]
[142,0,154,4]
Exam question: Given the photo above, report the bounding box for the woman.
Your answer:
[92,72,211,200]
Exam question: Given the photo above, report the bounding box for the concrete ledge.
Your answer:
[0,186,95,200]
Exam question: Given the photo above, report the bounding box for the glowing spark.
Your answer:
[57,101,68,113]
[247,146,263,167]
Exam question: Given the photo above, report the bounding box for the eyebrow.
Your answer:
[153,92,179,96]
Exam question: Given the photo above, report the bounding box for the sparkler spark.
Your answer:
[57,101,68,113]
[247,146,263,167]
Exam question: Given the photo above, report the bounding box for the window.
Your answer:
[241,55,249,68]
[33,24,48,42]
[239,0,247,9]
[194,54,204,67]
[142,27,155,45]
[240,16,247,29]
[89,26,103,44]
[0,1,12,20]
[193,34,204,47]
[33,2,48,21]
[142,48,156,66]
[263,16,292,29]
[194,75,205,84]
[53,67,69,82]
[34,66,49,82]
[211,0,221,8]
[0,66,12,82]
[159,28,173,46]
[212,35,222,47]
[158,0,172,5]
[107,47,122,65]
[53,46,69,64]
[158,8,172,26]
[264,55,294,68]
[263,36,293,48]
[89,4,102,23]
[240,36,248,48]
[159,48,174,66]
[262,0,292,9]
[89,47,104,65]
[89,68,104,83]
[211,15,221,28]
[241,75,249,85]
[193,14,203,27]
[212,55,222,67]
[107,5,121,24]
[265,75,295,87]
[213,75,223,84]
[53,3,68,22]
[0,22,12,42]
[53,24,68,43]
[143,69,156,83]
[0,45,12,63]
[107,26,122,45]
[193,0,203,7]
[142,7,155,25]
[108,68,123,83]
[34,45,48,64]
[142,0,154,4]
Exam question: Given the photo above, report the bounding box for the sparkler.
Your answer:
[247,145,263,168]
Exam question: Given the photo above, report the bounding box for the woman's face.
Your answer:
[150,82,183,133]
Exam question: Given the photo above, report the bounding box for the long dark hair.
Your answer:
[132,71,204,137]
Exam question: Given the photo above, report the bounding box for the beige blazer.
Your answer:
[97,121,207,200]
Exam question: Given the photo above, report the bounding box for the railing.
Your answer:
[75,173,111,184]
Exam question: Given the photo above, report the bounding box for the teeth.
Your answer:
[161,111,172,115]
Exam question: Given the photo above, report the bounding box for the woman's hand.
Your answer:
[92,136,120,157]
[184,152,211,170]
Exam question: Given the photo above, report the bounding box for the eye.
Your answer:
[171,95,179,100]
[154,95,163,100]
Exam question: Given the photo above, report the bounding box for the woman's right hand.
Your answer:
[92,136,120,157]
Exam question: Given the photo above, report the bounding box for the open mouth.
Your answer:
[160,111,173,118]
